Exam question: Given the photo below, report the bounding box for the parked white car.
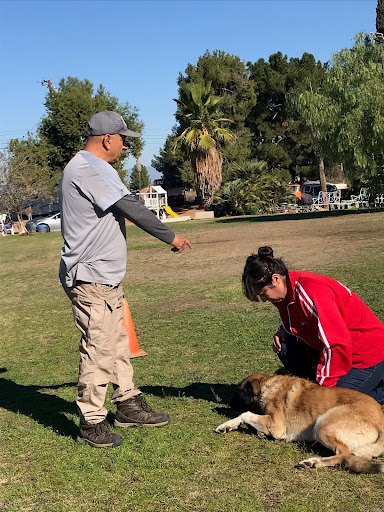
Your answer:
[26,212,61,232]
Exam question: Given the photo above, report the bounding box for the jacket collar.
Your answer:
[285,271,299,303]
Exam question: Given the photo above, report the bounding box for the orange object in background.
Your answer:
[122,298,148,358]
[288,183,302,201]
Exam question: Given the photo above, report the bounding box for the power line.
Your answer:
[0,127,173,136]
[0,130,34,135]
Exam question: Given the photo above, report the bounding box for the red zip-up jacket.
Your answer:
[274,271,384,387]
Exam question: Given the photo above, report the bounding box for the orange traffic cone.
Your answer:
[122,297,148,358]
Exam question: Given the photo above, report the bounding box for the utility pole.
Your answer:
[41,79,53,95]
[136,156,142,190]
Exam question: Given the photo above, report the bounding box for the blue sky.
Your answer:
[0,0,377,180]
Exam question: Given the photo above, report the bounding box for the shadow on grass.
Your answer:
[141,366,291,414]
[0,367,292,440]
[141,382,238,407]
[0,377,78,439]
[216,208,375,224]
[0,375,237,439]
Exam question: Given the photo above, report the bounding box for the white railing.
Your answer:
[141,197,167,209]
[311,190,341,210]
[340,188,369,209]
[375,193,384,207]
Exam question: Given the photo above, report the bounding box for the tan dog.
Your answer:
[215,373,384,473]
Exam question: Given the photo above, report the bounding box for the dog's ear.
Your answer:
[244,381,254,396]
[245,378,261,396]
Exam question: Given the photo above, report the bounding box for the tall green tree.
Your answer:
[296,34,384,191]
[38,77,144,183]
[173,81,236,209]
[130,163,151,190]
[376,0,384,36]
[178,51,257,171]
[246,52,327,182]
[0,138,56,231]
[151,133,194,186]
[154,50,256,186]
[294,90,335,207]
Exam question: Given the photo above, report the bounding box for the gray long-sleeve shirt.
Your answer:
[59,150,175,287]
[111,194,175,245]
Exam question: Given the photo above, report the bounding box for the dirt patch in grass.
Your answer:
[125,213,384,286]
[154,293,209,312]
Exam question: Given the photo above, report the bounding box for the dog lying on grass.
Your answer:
[215,373,384,473]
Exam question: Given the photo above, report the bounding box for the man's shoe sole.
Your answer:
[114,419,170,428]
[76,436,123,448]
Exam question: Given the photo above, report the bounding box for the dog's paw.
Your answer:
[256,431,267,439]
[297,457,321,469]
[215,420,237,434]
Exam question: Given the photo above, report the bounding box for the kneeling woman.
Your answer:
[243,246,384,404]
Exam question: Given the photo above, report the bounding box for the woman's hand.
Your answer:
[273,325,286,353]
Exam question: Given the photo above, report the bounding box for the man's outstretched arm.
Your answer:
[111,195,192,253]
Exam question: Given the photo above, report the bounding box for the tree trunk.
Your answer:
[319,157,329,211]
[192,146,223,209]
[17,212,26,234]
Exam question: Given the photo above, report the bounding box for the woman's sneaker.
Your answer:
[115,394,170,428]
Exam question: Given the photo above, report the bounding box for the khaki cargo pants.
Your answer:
[64,282,140,424]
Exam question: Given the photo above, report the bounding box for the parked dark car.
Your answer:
[301,182,338,205]
[26,212,61,232]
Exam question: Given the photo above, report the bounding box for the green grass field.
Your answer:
[1,211,384,512]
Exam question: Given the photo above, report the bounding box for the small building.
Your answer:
[136,185,168,218]
[154,178,185,205]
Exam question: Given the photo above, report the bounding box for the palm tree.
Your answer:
[214,160,293,216]
[173,81,236,209]
[213,180,244,217]
[234,160,293,212]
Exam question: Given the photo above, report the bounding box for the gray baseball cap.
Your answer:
[87,111,141,138]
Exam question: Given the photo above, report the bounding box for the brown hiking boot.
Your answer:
[114,394,170,428]
[77,419,123,448]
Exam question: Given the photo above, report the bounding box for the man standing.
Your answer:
[59,111,192,448]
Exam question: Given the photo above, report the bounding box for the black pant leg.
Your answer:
[277,334,320,381]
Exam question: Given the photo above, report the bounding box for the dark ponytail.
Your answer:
[242,246,288,301]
